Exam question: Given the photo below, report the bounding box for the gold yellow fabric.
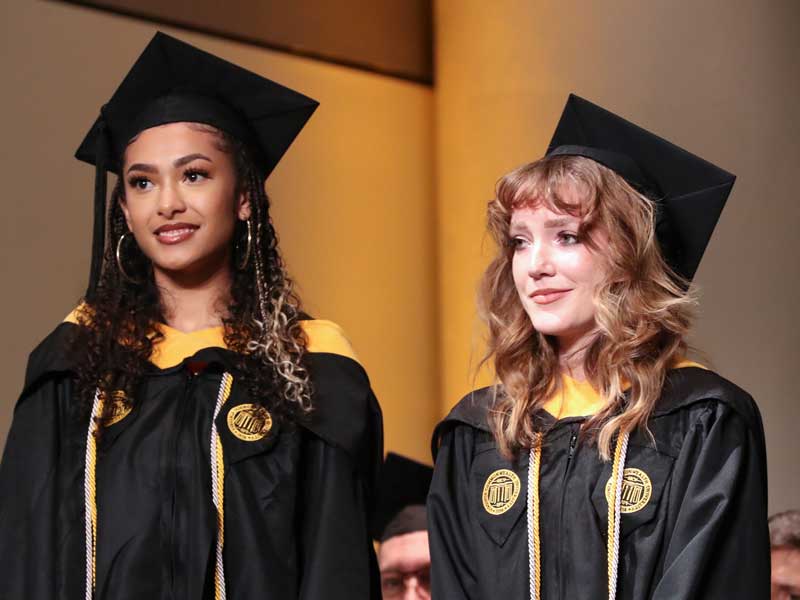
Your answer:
[543,359,706,419]
[64,307,359,369]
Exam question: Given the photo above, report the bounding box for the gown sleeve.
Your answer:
[652,399,770,599]
[296,337,383,600]
[297,433,381,600]
[428,423,480,599]
[0,378,69,599]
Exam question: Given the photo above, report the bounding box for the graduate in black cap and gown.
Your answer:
[0,32,382,599]
[428,95,769,599]
[375,453,434,599]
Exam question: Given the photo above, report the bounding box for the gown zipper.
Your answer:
[556,426,580,598]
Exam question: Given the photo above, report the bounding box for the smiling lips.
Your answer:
[155,223,199,244]
[531,288,571,305]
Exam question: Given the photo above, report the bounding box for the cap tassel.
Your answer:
[86,111,109,301]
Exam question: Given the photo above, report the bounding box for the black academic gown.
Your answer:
[429,367,770,599]
[0,321,383,599]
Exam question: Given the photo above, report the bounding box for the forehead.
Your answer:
[378,530,430,571]
[124,122,225,163]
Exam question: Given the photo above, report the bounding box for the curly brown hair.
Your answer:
[74,124,311,430]
[479,155,696,459]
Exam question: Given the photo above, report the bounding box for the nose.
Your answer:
[157,180,187,218]
[528,240,555,279]
[402,578,428,600]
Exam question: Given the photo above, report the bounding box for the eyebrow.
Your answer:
[126,153,212,174]
[544,216,578,228]
[174,153,212,168]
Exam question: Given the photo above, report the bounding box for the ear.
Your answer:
[118,193,134,231]
[236,189,252,221]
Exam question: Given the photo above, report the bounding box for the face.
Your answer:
[120,122,249,282]
[510,191,606,349]
[378,530,431,600]
[771,547,800,600]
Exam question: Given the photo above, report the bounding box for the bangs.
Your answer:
[501,156,600,220]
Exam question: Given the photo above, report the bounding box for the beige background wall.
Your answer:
[0,0,437,464]
[1,1,797,512]
[434,0,799,512]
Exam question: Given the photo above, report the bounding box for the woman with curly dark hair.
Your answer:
[428,95,769,599]
[0,32,382,599]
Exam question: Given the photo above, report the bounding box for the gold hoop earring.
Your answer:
[237,219,252,270]
[116,232,143,284]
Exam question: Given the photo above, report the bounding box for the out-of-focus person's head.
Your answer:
[378,508,430,599]
[375,454,433,599]
[769,510,800,600]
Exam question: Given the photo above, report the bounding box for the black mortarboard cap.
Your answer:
[374,453,433,543]
[76,32,319,299]
[546,94,735,282]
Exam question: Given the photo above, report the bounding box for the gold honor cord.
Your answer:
[526,431,630,600]
[526,434,543,600]
[607,432,630,600]
[83,374,234,600]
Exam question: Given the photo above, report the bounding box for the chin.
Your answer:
[154,248,232,280]
[526,310,565,335]
[150,255,198,274]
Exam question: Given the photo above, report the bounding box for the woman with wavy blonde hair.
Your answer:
[0,33,382,599]
[429,95,769,599]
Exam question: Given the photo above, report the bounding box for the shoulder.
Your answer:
[300,319,359,363]
[442,386,497,431]
[299,319,382,484]
[301,318,371,403]
[654,366,762,435]
[22,319,83,396]
[301,318,369,395]
[431,386,497,460]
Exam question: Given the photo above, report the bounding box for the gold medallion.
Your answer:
[227,404,273,441]
[482,469,521,515]
[605,468,652,514]
[104,390,131,426]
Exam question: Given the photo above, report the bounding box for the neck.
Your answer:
[154,261,232,333]
[556,328,598,381]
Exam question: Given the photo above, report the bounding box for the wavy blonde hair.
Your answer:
[480,155,695,459]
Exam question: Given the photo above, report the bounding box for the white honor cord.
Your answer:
[210,372,233,600]
[527,450,536,600]
[84,388,102,600]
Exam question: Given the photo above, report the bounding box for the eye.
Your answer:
[510,236,530,251]
[381,575,403,593]
[183,168,209,183]
[127,176,153,191]
[557,231,580,245]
